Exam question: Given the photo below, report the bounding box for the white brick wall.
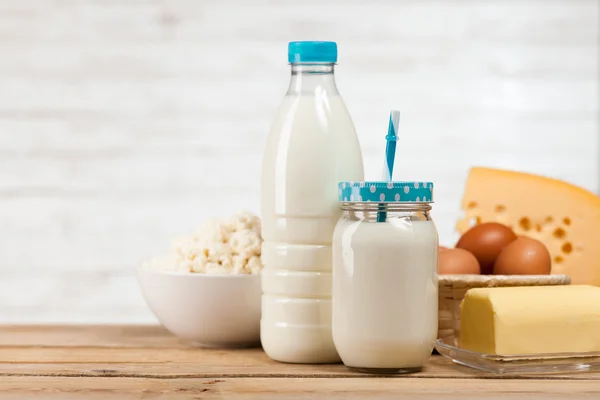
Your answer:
[0,0,597,323]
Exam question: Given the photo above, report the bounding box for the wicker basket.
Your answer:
[438,274,571,345]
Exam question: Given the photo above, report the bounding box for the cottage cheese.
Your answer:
[142,211,263,275]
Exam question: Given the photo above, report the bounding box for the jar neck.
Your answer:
[341,202,432,223]
[287,63,339,96]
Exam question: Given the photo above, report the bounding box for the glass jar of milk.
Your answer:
[332,181,438,374]
[260,42,364,363]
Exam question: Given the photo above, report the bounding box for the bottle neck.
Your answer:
[286,63,339,96]
[341,203,433,223]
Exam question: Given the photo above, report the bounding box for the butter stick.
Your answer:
[459,285,600,355]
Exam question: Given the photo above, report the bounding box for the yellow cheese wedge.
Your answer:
[460,285,600,355]
[456,167,600,285]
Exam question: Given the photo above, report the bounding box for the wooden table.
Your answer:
[1,326,599,399]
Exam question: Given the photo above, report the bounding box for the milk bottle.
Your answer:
[260,41,364,363]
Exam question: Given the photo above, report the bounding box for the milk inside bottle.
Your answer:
[260,41,364,363]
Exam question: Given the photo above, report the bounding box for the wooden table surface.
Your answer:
[1,326,599,399]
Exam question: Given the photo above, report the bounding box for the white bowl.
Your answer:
[137,268,262,348]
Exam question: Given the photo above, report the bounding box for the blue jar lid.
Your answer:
[338,181,434,203]
[288,41,337,63]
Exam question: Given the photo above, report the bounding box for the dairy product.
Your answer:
[460,285,600,355]
[260,41,364,363]
[141,211,263,275]
[456,167,600,285]
[332,182,438,373]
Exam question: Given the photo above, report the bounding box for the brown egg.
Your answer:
[493,237,551,275]
[439,246,450,252]
[456,222,517,274]
[439,248,481,275]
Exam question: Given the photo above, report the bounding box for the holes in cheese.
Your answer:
[518,217,531,231]
[456,167,600,285]
[553,227,566,239]
[494,204,506,213]
[554,256,564,264]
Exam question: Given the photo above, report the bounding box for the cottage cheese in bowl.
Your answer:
[138,211,263,347]
[141,210,263,275]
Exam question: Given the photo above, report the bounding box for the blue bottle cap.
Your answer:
[338,181,434,203]
[288,41,337,63]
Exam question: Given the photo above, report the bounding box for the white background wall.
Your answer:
[0,0,598,323]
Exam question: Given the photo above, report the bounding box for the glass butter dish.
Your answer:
[435,337,600,375]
